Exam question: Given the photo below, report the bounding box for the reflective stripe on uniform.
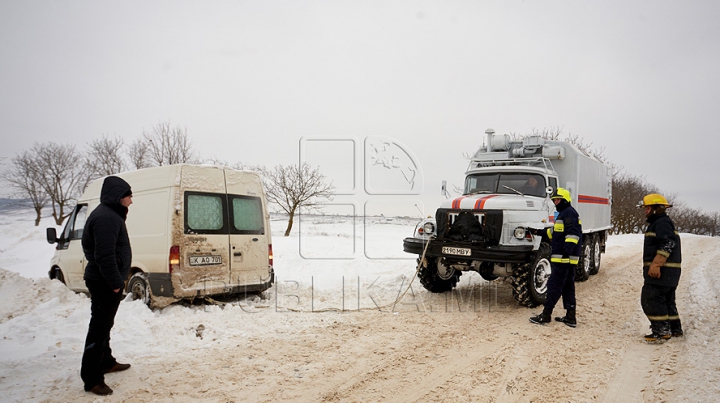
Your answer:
[554,220,565,232]
[565,235,580,244]
[646,314,669,321]
[645,231,680,238]
[643,262,682,268]
[551,254,579,264]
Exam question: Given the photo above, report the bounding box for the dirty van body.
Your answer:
[47,165,274,308]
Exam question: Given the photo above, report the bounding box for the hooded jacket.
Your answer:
[82,176,132,290]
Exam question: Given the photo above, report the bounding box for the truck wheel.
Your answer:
[512,243,551,307]
[128,273,152,306]
[589,237,601,275]
[418,257,461,293]
[575,237,592,282]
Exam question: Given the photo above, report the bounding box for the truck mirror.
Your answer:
[441,180,451,199]
[545,186,553,195]
[46,228,58,244]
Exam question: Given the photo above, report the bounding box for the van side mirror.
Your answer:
[46,228,58,244]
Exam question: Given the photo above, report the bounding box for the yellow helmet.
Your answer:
[550,187,572,202]
[637,193,673,208]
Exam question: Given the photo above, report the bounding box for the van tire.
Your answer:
[53,268,66,285]
[128,273,152,306]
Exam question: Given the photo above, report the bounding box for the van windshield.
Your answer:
[464,173,546,197]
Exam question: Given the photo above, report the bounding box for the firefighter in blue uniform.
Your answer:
[638,194,683,343]
[530,187,582,327]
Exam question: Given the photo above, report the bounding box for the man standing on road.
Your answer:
[530,187,582,327]
[638,194,683,343]
[80,176,133,395]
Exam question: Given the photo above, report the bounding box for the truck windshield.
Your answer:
[465,173,546,197]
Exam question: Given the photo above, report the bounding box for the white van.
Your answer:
[46,164,274,307]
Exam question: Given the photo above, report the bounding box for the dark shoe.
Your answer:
[529,311,552,325]
[671,329,684,337]
[104,363,131,374]
[555,316,577,328]
[86,383,113,396]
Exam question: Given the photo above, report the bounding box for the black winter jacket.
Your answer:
[643,212,682,287]
[82,176,132,290]
[548,200,582,265]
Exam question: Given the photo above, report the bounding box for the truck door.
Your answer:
[56,204,88,290]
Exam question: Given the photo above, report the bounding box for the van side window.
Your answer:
[230,195,264,234]
[187,194,224,231]
[57,204,88,250]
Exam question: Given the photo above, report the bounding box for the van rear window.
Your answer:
[230,196,264,234]
[184,192,264,235]
[187,194,224,231]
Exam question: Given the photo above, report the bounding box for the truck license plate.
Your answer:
[442,247,471,256]
[189,255,222,266]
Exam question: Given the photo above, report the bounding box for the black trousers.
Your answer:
[641,283,680,327]
[81,279,123,389]
[544,262,576,311]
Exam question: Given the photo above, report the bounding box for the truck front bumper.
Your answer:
[403,237,534,264]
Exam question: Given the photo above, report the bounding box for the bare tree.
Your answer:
[31,142,87,225]
[261,163,334,236]
[142,122,198,166]
[127,138,152,170]
[85,135,126,181]
[2,151,49,226]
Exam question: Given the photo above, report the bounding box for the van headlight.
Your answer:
[513,227,526,239]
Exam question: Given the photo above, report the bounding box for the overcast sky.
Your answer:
[1,1,719,215]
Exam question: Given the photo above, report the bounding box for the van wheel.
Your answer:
[128,273,152,306]
[53,268,66,285]
[589,237,601,275]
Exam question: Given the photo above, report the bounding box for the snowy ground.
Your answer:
[1,206,719,402]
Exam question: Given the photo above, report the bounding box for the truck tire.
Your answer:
[128,272,152,306]
[576,237,592,282]
[418,257,461,293]
[589,237,601,275]
[512,242,551,307]
[52,268,66,285]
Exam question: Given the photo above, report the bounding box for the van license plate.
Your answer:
[189,255,222,266]
[442,247,471,256]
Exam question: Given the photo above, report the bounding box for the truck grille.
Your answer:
[436,209,502,245]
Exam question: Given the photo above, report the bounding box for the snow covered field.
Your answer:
[1,206,719,402]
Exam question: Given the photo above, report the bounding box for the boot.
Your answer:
[529,307,552,325]
[554,309,577,328]
[669,319,684,337]
[644,321,671,344]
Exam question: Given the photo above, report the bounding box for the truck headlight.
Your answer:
[422,222,435,235]
[513,227,526,239]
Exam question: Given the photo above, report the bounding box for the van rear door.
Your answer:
[180,166,232,293]
[225,169,271,288]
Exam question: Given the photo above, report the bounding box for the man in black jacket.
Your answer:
[80,176,133,395]
[638,194,683,343]
[530,187,582,327]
